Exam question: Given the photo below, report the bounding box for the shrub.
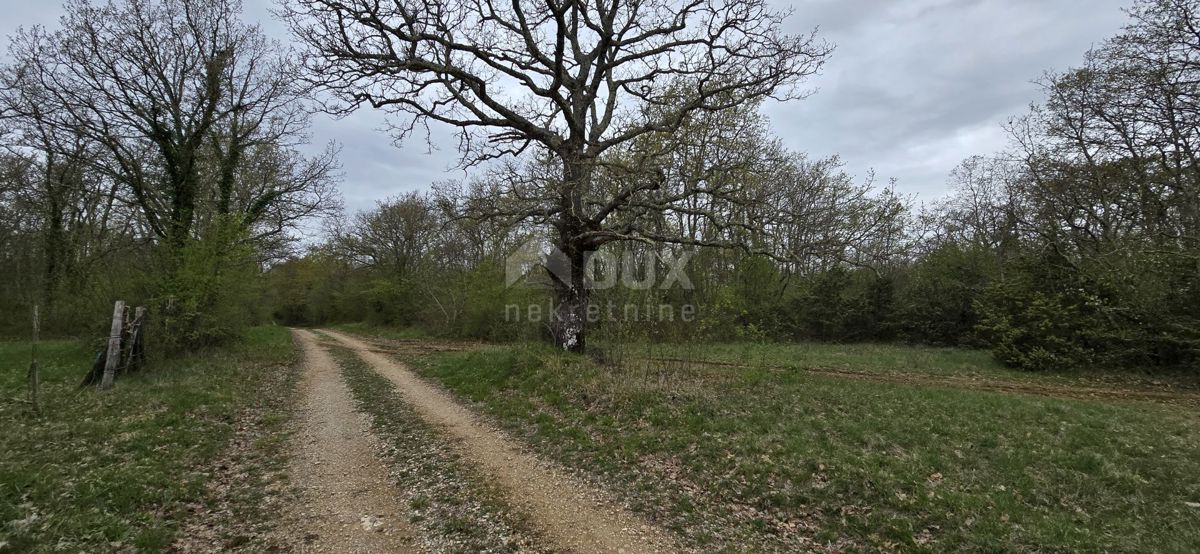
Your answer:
[973,247,1200,372]
[893,244,997,346]
[154,220,260,352]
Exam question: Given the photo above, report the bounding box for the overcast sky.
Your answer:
[1,0,1133,213]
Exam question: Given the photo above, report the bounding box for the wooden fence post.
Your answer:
[28,305,41,414]
[100,300,125,389]
[124,306,147,372]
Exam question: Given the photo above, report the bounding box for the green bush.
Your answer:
[974,247,1200,372]
[893,244,997,346]
[154,220,261,352]
[975,282,1099,371]
[778,267,896,342]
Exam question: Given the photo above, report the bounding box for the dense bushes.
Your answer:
[667,250,988,348]
[892,244,995,346]
[0,216,273,356]
[972,248,1200,372]
[265,250,548,342]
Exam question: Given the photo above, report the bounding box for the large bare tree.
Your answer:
[6,0,241,249]
[284,0,832,350]
[4,0,335,251]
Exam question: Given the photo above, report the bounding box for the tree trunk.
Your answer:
[551,153,592,353]
[43,181,65,308]
[40,151,68,308]
[215,122,242,216]
[167,173,197,250]
[551,247,588,352]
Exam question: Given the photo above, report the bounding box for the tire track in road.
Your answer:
[283,330,420,552]
[320,328,679,554]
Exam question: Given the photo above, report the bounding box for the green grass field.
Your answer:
[361,332,1200,551]
[8,321,1198,551]
[0,327,296,552]
[600,340,1200,391]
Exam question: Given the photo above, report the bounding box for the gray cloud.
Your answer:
[1,0,1134,211]
[771,0,1130,198]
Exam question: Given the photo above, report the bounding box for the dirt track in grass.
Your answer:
[320,328,679,554]
[279,330,419,552]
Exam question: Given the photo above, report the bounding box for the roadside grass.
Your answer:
[322,338,544,552]
[0,326,297,553]
[603,340,1200,392]
[386,341,1200,552]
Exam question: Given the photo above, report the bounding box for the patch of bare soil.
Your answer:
[276,330,420,552]
[321,329,680,554]
[642,357,1200,408]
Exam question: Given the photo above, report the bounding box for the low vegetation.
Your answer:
[0,327,297,552]
[368,332,1200,551]
[604,341,1200,394]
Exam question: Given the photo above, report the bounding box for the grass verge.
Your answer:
[0,326,297,552]
[384,340,1200,552]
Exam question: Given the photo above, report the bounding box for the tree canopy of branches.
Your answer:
[3,0,337,251]
[284,0,832,351]
[922,0,1200,370]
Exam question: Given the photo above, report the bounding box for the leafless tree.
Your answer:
[284,0,832,350]
[0,72,137,308]
[199,22,341,242]
[1003,0,1200,258]
[336,192,441,275]
[928,155,1025,257]
[4,0,338,252]
[6,0,238,248]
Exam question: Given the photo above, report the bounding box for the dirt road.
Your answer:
[320,329,678,554]
[282,330,419,552]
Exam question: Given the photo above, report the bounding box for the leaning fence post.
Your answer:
[100,300,125,389]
